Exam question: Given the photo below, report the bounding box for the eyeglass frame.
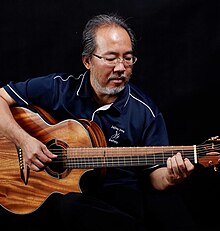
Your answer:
[92,53,137,67]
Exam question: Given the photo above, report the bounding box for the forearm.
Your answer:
[0,94,30,147]
[149,167,173,190]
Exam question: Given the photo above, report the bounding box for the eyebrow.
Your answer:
[103,50,134,56]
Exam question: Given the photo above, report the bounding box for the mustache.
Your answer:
[108,75,130,81]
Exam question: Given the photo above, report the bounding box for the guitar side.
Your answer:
[0,107,97,215]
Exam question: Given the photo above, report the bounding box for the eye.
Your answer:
[124,56,133,61]
[105,57,117,62]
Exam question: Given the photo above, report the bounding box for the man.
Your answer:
[0,14,195,230]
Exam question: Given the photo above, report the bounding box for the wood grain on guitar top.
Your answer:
[0,106,106,215]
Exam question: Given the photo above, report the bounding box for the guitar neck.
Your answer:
[63,145,197,168]
[9,106,220,169]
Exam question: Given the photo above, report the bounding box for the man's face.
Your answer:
[83,26,134,96]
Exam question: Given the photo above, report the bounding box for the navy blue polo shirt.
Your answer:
[4,71,169,189]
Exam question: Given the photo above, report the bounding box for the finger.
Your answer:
[170,155,179,176]
[33,157,45,169]
[26,161,41,172]
[36,152,51,163]
[42,145,58,159]
[184,158,195,172]
[174,153,186,175]
[166,157,173,174]
[36,148,57,164]
[174,153,194,177]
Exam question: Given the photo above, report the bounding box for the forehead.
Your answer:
[95,25,132,54]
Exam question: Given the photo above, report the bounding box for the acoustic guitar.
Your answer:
[0,106,219,215]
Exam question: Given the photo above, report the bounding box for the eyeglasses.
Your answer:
[93,54,137,67]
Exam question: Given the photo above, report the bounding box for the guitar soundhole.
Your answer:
[45,139,71,179]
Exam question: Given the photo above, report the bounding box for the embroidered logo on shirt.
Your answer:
[109,125,125,144]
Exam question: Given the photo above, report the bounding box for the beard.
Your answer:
[92,74,130,95]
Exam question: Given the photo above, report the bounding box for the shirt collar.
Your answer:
[76,71,131,113]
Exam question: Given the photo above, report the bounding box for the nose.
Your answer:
[113,60,126,72]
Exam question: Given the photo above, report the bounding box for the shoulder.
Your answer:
[41,73,81,84]
[51,73,79,82]
[37,72,85,90]
[128,82,160,118]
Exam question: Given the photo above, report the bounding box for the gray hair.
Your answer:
[82,13,136,57]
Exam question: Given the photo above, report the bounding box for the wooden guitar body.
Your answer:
[0,106,106,214]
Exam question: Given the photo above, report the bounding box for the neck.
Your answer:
[93,92,117,106]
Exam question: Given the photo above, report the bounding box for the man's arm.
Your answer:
[0,87,57,171]
[0,87,31,146]
[149,152,195,190]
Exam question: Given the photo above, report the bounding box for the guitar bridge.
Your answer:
[17,146,29,185]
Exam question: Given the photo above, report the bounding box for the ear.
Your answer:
[82,56,91,70]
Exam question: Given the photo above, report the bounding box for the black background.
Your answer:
[1,0,220,145]
[1,0,220,229]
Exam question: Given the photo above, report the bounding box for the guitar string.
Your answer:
[2,145,219,168]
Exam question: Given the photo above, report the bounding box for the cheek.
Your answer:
[92,65,112,81]
[125,69,132,76]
